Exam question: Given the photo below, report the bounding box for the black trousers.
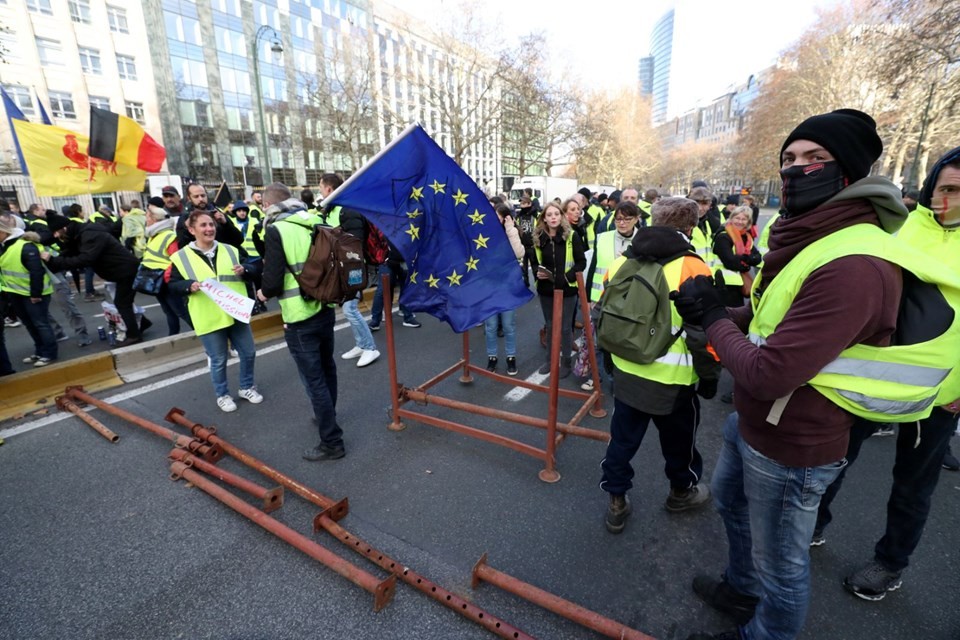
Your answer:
[815,409,958,571]
[113,276,141,339]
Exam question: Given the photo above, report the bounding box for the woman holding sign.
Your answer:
[169,210,263,413]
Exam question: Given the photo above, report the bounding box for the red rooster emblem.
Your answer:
[60,134,118,182]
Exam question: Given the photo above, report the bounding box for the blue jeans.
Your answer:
[483,310,516,357]
[343,297,375,351]
[712,412,846,640]
[284,307,343,449]
[10,294,57,360]
[51,276,88,338]
[197,321,256,397]
[370,263,414,325]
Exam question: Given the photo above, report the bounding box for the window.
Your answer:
[107,5,129,33]
[69,0,91,24]
[26,0,53,15]
[36,37,62,66]
[125,101,145,124]
[48,91,77,119]
[6,86,34,116]
[116,55,137,80]
[78,47,102,74]
[89,96,111,111]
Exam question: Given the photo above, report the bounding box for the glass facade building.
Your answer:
[649,9,674,125]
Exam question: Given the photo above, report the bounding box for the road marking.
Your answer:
[504,370,549,402]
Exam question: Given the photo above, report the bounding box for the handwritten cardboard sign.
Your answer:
[199,278,254,324]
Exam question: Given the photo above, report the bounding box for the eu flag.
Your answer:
[326,124,533,332]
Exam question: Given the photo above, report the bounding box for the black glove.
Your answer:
[747,252,763,266]
[738,254,753,270]
[696,378,718,399]
[671,275,728,329]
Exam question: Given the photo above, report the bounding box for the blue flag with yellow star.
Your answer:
[326,124,533,332]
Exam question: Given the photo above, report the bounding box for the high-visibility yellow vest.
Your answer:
[141,229,177,270]
[273,212,326,323]
[757,212,780,256]
[691,226,710,265]
[322,205,341,228]
[89,211,116,225]
[898,204,960,403]
[714,229,754,287]
[534,232,578,289]
[590,230,632,302]
[0,238,53,297]
[749,223,960,422]
[170,243,245,336]
[609,255,696,385]
[230,216,260,258]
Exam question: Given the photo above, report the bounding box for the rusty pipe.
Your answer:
[383,273,405,431]
[402,389,609,443]
[472,554,656,640]
[314,509,536,640]
[65,387,223,462]
[170,464,395,611]
[168,449,283,513]
[55,396,119,442]
[164,408,346,518]
[575,272,606,418]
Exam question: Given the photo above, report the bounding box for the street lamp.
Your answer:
[251,25,283,185]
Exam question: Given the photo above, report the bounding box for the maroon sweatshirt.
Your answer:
[708,196,903,467]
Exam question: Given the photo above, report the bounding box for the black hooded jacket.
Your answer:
[919,145,960,208]
[47,221,139,282]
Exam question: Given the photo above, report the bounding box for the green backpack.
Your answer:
[597,250,696,364]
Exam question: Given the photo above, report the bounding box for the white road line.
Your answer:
[0,312,381,439]
[503,370,549,402]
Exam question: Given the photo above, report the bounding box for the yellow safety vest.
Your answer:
[273,212,326,323]
[714,229,753,287]
[898,204,960,403]
[757,212,780,256]
[608,255,697,385]
[322,206,341,228]
[590,230,632,302]
[534,233,578,289]
[690,226,710,265]
[749,223,960,422]
[170,243,245,336]
[0,238,53,297]
[230,216,260,258]
[141,229,177,270]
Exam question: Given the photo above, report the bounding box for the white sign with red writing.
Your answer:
[199,278,254,324]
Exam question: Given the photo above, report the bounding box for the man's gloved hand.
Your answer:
[746,252,763,266]
[738,254,753,270]
[671,274,728,329]
[696,378,718,399]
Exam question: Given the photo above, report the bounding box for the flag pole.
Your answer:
[323,122,421,206]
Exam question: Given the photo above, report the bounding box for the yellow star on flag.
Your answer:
[430,179,446,194]
[452,189,468,206]
[465,256,479,271]
[446,270,462,286]
[410,186,424,200]
[407,208,423,219]
[473,233,489,249]
[468,209,485,225]
[409,271,418,284]
[405,224,421,240]
[425,274,440,288]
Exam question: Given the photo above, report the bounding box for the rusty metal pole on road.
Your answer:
[472,554,656,640]
[575,272,607,418]
[56,396,119,442]
[168,449,283,513]
[459,330,473,383]
[382,273,405,432]
[539,290,563,483]
[164,408,348,520]
[170,464,395,612]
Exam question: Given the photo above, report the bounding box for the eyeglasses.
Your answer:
[613,216,636,223]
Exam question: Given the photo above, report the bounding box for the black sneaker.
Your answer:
[368,321,381,332]
[810,530,826,547]
[605,494,631,534]
[943,447,959,471]
[843,560,903,601]
[487,356,497,372]
[506,356,518,376]
[302,444,346,461]
[692,575,759,625]
[720,391,734,404]
[666,484,711,512]
[402,318,421,328]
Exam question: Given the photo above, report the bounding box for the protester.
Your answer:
[515,195,538,287]
[176,183,244,250]
[711,205,761,307]
[120,201,147,258]
[257,183,345,461]
[141,204,189,335]
[484,202,525,376]
[169,210,262,412]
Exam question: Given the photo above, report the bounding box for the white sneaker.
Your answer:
[356,349,380,367]
[217,395,237,412]
[22,355,40,364]
[238,387,264,404]
[33,357,53,368]
[581,379,594,392]
[341,346,364,360]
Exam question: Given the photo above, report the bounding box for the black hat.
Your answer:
[161,185,180,196]
[577,187,593,200]
[47,215,71,233]
[691,180,709,189]
[148,196,165,208]
[60,205,71,215]
[608,189,622,203]
[598,192,608,201]
[780,108,883,182]
[725,194,740,206]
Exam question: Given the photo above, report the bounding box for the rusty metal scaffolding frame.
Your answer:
[382,273,610,483]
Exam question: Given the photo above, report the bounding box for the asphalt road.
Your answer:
[2,288,959,640]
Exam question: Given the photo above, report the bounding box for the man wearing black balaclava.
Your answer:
[676,109,917,640]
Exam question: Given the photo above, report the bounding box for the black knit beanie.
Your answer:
[577,187,593,200]
[779,109,883,182]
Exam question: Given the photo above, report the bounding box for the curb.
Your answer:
[0,310,286,422]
